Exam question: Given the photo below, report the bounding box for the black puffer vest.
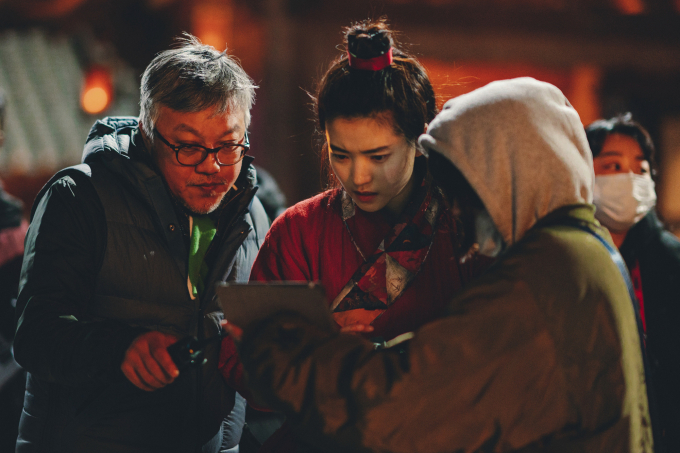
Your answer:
[19,117,269,453]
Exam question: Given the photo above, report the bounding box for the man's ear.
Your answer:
[138,120,147,139]
[138,121,154,151]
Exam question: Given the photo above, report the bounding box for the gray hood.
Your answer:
[419,77,593,246]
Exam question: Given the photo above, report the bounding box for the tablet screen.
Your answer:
[217,282,337,332]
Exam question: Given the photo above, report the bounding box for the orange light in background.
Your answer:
[611,0,646,15]
[82,87,109,114]
[567,65,602,126]
[81,66,113,115]
[421,59,570,109]
[421,59,601,125]
[192,0,233,51]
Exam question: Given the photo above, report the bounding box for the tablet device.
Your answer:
[217,282,337,332]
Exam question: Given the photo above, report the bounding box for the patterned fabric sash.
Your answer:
[331,176,444,325]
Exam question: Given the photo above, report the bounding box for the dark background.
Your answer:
[1,0,680,226]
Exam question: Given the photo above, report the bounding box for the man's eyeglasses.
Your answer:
[153,127,249,167]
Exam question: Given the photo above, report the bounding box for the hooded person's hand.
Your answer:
[220,319,244,342]
[121,331,180,391]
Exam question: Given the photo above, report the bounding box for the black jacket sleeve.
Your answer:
[13,171,146,386]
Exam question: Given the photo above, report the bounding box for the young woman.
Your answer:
[248,19,489,341]
[220,19,490,451]
[586,114,680,452]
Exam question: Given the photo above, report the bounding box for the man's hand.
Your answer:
[121,331,180,391]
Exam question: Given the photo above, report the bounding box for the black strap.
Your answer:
[553,218,663,451]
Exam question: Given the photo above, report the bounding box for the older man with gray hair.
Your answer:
[13,35,269,453]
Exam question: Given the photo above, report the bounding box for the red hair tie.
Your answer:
[347,48,393,71]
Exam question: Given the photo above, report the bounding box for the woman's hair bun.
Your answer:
[346,25,392,59]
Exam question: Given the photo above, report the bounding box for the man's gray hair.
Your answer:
[139,33,257,140]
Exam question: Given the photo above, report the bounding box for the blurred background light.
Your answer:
[612,0,646,14]
[191,0,233,51]
[81,87,109,114]
[81,66,113,114]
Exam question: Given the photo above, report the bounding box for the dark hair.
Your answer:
[585,113,656,174]
[427,149,483,253]
[314,18,437,187]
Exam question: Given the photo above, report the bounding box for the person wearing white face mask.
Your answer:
[593,171,656,234]
[587,113,680,452]
[590,116,657,245]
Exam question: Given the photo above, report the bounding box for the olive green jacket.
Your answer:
[240,205,652,452]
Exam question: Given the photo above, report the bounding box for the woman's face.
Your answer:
[326,113,419,214]
[593,133,650,176]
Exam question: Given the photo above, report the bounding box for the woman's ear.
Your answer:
[415,123,429,158]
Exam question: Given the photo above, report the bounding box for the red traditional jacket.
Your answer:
[249,187,489,341]
[218,185,491,422]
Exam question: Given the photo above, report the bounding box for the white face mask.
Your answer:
[475,209,504,257]
[593,172,656,232]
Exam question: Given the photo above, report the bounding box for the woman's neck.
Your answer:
[381,174,417,224]
[609,229,629,249]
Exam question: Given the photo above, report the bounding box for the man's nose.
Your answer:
[195,152,221,175]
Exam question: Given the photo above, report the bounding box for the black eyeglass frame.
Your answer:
[153,127,250,167]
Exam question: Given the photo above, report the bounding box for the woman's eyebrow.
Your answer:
[329,144,390,154]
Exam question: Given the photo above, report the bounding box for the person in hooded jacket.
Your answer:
[587,114,680,452]
[224,78,653,452]
[12,35,269,453]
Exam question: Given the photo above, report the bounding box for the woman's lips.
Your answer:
[353,191,378,203]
